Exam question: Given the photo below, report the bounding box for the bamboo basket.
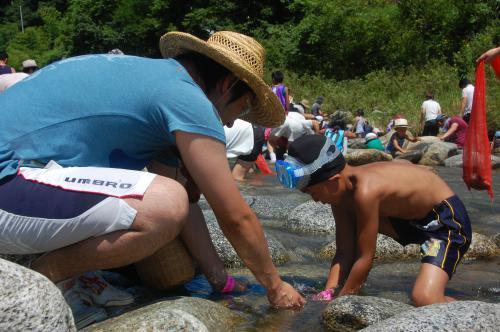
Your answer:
[135,237,195,290]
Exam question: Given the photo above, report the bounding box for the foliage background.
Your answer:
[1,0,499,131]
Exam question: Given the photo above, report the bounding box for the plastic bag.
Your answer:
[462,60,493,199]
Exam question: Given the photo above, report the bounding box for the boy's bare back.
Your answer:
[344,162,454,221]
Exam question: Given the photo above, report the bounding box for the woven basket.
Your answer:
[135,237,195,290]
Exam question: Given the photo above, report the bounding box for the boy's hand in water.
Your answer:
[268,281,306,310]
[232,278,249,292]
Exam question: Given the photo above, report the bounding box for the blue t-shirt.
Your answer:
[0,55,225,180]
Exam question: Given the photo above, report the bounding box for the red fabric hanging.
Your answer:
[491,57,500,79]
[462,60,493,199]
[255,153,273,175]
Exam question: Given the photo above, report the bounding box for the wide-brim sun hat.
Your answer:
[393,118,409,128]
[159,31,285,127]
[300,99,311,109]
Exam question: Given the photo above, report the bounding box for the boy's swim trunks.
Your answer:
[389,195,472,279]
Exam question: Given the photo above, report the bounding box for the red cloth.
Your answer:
[491,57,500,79]
[255,154,273,175]
[462,60,493,199]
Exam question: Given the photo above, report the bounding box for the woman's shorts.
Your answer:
[0,164,156,254]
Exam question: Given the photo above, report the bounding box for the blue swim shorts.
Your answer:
[389,195,472,279]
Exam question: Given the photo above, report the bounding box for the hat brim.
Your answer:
[159,32,285,128]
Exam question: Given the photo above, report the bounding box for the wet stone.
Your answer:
[345,149,393,166]
[361,301,500,332]
[418,142,457,166]
[465,232,498,259]
[285,200,335,234]
[203,210,289,268]
[445,154,500,169]
[319,235,419,261]
[395,150,423,163]
[84,297,242,332]
[322,295,412,332]
[0,258,76,332]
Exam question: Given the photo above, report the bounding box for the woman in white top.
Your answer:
[420,91,442,136]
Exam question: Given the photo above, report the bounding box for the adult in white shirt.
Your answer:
[420,91,442,136]
[0,72,28,92]
[459,78,474,123]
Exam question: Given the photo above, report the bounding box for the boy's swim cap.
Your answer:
[287,135,346,188]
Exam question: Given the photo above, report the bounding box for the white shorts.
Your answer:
[0,162,156,254]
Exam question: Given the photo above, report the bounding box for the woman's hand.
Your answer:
[267,281,306,310]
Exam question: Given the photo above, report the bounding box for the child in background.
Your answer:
[385,118,419,157]
[365,132,385,151]
[275,135,471,306]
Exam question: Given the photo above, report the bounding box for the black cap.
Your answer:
[288,135,346,188]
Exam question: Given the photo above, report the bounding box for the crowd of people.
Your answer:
[0,34,498,329]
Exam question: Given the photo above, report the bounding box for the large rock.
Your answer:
[285,200,335,234]
[322,295,412,331]
[418,142,458,166]
[493,233,500,249]
[85,297,242,332]
[361,301,500,332]
[347,138,367,149]
[445,154,500,169]
[395,150,423,163]
[0,258,76,331]
[250,195,306,220]
[203,210,289,267]
[465,232,498,259]
[406,136,441,151]
[345,149,393,166]
[319,234,419,260]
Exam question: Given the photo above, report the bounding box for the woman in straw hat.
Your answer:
[0,30,305,325]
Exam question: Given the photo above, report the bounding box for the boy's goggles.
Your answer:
[275,139,340,190]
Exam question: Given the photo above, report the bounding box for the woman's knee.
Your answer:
[127,176,189,233]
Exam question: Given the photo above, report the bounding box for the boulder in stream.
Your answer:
[322,295,412,332]
[418,142,457,166]
[203,210,289,267]
[319,234,419,261]
[361,300,500,332]
[445,154,500,169]
[285,200,335,234]
[465,232,498,259]
[84,297,242,332]
[345,149,393,166]
[0,258,76,332]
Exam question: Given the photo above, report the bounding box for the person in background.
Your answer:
[385,118,419,157]
[22,59,39,74]
[353,109,367,137]
[311,96,324,117]
[420,91,442,136]
[459,78,474,123]
[0,72,28,92]
[0,51,15,75]
[324,119,356,155]
[436,115,468,149]
[271,71,289,114]
[276,135,471,306]
[364,132,385,151]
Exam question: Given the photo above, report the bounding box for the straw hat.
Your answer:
[300,99,311,109]
[160,31,285,127]
[393,118,409,128]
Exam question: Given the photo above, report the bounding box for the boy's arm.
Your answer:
[325,206,357,290]
[393,138,406,153]
[336,192,379,297]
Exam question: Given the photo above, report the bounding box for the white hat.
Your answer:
[393,118,409,128]
[22,59,37,69]
[365,133,378,141]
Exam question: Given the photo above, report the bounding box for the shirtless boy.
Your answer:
[276,135,471,306]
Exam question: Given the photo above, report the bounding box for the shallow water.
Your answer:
[183,166,500,331]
